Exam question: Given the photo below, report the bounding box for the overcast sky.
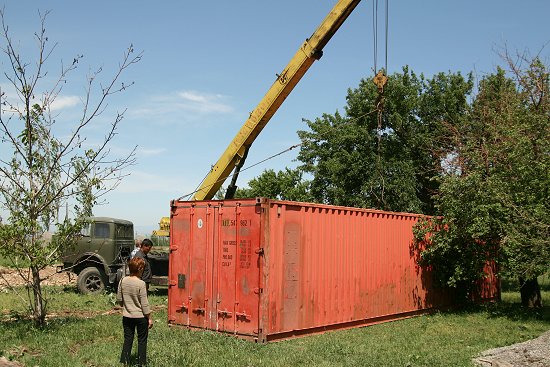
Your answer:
[1,0,549,235]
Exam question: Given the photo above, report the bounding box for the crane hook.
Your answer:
[373,70,388,94]
[373,70,388,112]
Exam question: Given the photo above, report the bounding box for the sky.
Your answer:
[1,0,549,235]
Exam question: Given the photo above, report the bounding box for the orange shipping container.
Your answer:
[167,198,499,342]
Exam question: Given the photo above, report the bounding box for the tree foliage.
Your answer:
[239,53,548,306]
[235,168,312,202]
[415,52,549,305]
[0,9,141,325]
[297,67,473,214]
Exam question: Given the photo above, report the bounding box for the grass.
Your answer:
[0,285,549,367]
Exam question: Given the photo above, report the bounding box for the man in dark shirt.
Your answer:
[133,238,153,291]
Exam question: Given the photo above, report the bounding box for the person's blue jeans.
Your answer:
[120,317,149,365]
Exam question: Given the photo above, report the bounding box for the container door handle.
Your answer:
[192,307,205,315]
[177,303,188,313]
[235,311,250,321]
[217,310,233,318]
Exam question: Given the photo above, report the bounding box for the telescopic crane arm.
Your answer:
[192,0,362,201]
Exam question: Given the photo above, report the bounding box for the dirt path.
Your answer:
[0,265,76,290]
[0,357,23,367]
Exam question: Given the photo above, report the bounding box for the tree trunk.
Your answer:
[519,277,542,308]
[31,266,46,327]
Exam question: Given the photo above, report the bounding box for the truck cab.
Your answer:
[61,217,134,293]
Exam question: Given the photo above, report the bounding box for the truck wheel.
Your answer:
[114,266,126,287]
[77,267,106,294]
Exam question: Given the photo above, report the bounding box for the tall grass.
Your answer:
[0,286,548,367]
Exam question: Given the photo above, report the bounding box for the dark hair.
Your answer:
[141,238,153,248]
[128,256,145,276]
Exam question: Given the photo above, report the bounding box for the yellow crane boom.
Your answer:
[192,0,362,201]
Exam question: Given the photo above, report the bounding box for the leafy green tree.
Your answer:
[235,168,312,201]
[415,54,549,306]
[297,67,473,214]
[0,10,140,325]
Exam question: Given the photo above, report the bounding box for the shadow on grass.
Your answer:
[0,313,98,335]
[441,298,550,324]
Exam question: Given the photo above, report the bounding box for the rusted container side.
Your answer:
[167,198,499,342]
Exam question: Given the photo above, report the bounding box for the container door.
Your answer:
[188,205,215,329]
[214,203,261,337]
[168,204,216,329]
[168,206,191,326]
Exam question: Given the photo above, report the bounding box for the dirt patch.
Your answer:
[474,330,550,367]
[0,357,23,367]
[0,265,76,290]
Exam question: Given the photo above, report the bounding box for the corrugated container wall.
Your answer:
[168,198,499,342]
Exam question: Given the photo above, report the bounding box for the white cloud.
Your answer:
[138,147,166,157]
[129,90,234,122]
[177,91,233,113]
[0,84,80,113]
[50,95,80,111]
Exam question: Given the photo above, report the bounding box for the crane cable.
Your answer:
[177,144,302,201]
[372,0,390,209]
[178,108,380,201]
[181,4,391,202]
[372,0,390,134]
[372,0,389,74]
[372,0,389,103]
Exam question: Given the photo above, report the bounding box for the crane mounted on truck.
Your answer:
[156,0,387,233]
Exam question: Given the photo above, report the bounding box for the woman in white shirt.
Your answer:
[117,256,153,366]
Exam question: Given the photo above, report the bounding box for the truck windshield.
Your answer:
[115,224,133,239]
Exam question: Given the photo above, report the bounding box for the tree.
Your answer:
[235,168,312,202]
[297,67,473,214]
[0,9,141,326]
[415,53,549,306]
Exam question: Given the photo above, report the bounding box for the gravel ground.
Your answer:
[473,330,550,367]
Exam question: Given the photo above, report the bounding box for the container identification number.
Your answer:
[222,219,251,227]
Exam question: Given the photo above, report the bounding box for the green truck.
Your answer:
[59,217,168,294]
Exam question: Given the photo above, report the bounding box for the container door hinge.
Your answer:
[254,287,263,294]
[255,248,264,256]
[253,328,262,335]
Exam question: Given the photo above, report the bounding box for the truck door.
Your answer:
[90,221,113,264]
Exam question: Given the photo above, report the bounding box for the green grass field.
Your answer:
[0,280,549,367]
